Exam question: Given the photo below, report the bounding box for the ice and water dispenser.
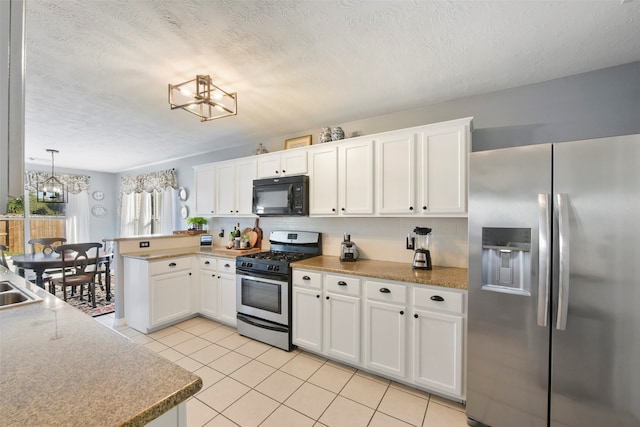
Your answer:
[481,227,532,296]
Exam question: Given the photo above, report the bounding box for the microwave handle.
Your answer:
[288,184,294,210]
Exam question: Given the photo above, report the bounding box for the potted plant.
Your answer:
[186,216,208,231]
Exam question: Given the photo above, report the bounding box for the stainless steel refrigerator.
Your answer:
[466,134,640,427]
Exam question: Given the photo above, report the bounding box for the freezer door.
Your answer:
[467,144,551,427]
[551,134,640,427]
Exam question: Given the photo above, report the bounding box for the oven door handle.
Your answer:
[237,314,288,333]
[236,268,288,284]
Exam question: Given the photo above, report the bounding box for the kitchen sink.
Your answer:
[0,281,43,309]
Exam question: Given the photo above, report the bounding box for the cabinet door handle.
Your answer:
[188,272,192,276]
[168,262,177,267]
[430,295,445,302]
[316,294,320,298]
[379,287,391,293]
[332,208,336,212]
[409,206,414,211]
[341,207,346,211]
[422,206,427,210]
[204,261,210,265]
[326,296,329,300]
[303,275,311,280]
[282,169,286,174]
[224,263,230,268]
[337,281,347,286]
[400,310,404,315]
[414,314,418,318]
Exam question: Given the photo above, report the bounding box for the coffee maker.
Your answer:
[406,227,432,270]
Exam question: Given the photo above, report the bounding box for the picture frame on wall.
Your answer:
[284,134,312,149]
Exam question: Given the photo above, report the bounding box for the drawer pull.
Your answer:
[303,275,311,280]
[204,260,210,265]
[337,281,347,286]
[430,295,445,302]
[224,263,230,268]
[168,262,177,267]
[379,287,391,294]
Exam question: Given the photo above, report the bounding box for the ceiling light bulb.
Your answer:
[211,91,223,101]
[180,87,193,97]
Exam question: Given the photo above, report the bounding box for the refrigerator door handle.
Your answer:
[537,193,551,327]
[556,193,571,330]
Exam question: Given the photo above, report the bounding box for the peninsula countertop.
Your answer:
[0,267,202,427]
[291,256,468,290]
[120,246,262,261]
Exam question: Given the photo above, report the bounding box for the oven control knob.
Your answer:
[274,266,280,271]
[247,262,253,268]
[267,265,273,271]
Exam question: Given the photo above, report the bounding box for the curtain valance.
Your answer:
[120,169,177,194]
[25,171,90,195]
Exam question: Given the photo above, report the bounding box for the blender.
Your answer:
[406,227,432,270]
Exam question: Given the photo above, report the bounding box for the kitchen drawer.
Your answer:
[199,256,217,271]
[325,274,360,296]
[150,257,193,276]
[292,269,322,290]
[217,258,235,274]
[413,286,465,315]
[365,280,407,304]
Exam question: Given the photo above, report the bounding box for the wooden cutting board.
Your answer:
[248,231,258,248]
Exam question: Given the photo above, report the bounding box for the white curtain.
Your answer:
[119,193,136,237]
[138,192,152,235]
[160,187,176,235]
[65,191,90,243]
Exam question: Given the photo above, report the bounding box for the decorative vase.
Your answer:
[331,126,345,141]
[319,127,332,143]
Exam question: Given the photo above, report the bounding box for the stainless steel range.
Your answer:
[236,230,321,351]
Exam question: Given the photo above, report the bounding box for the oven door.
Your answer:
[236,270,289,326]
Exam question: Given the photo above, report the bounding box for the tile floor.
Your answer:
[96,314,468,427]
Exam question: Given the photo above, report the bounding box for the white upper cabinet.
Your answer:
[257,149,308,179]
[193,164,216,215]
[376,117,471,216]
[308,145,339,215]
[216,158,257,216]
[376,131,417,215]
[418,120,470,214]
[309,138,374,216]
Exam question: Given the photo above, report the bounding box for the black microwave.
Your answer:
[252,175,309,216]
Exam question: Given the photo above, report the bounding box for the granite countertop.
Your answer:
[0,267,202,427]
[291,255,468,290]
[121,246,262,261]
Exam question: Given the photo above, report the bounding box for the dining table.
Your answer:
[11,249,113,300]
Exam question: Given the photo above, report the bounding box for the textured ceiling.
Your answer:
[24,0,640,173]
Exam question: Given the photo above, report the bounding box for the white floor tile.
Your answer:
[260,404,315,427]
[186,397,218,427]
[222,390,279,427]
[422,401,468,427]
[319,395,375,427]
[197,376,250,413]
[284,382,337,420]
[254,370,304,403]
[378,387,429,426]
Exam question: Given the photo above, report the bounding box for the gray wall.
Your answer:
[47,61,640,245]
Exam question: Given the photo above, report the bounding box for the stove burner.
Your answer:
[245,251,310,262]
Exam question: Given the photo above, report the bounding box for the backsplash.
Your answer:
[208,216,468,268]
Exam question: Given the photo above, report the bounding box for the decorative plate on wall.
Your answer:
[92,191,104,201]
[91,205,107,217]
[178,187,188,201]
[180,205,188,219]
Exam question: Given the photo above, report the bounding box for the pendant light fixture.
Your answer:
[168,74,237,122]
[37,149,66,203]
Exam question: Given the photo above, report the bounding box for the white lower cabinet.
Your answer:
[124,256,195,333]
[198,256,237,326]
[292,268,466,400]
[292,270,323,352]
[292,270,361,363]
[364,280,407,378]
[411,286,465,397]
[324,274,361,364]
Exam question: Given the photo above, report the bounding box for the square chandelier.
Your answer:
[168,74,237,122]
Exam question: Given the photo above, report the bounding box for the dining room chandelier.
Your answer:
[37,149,66,203]
[168,74,237,122]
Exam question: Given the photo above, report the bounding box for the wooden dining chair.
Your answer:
[0,244,9,269]
[28,237,67,255]
[26,237,67,291]
[52,243,103,308]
